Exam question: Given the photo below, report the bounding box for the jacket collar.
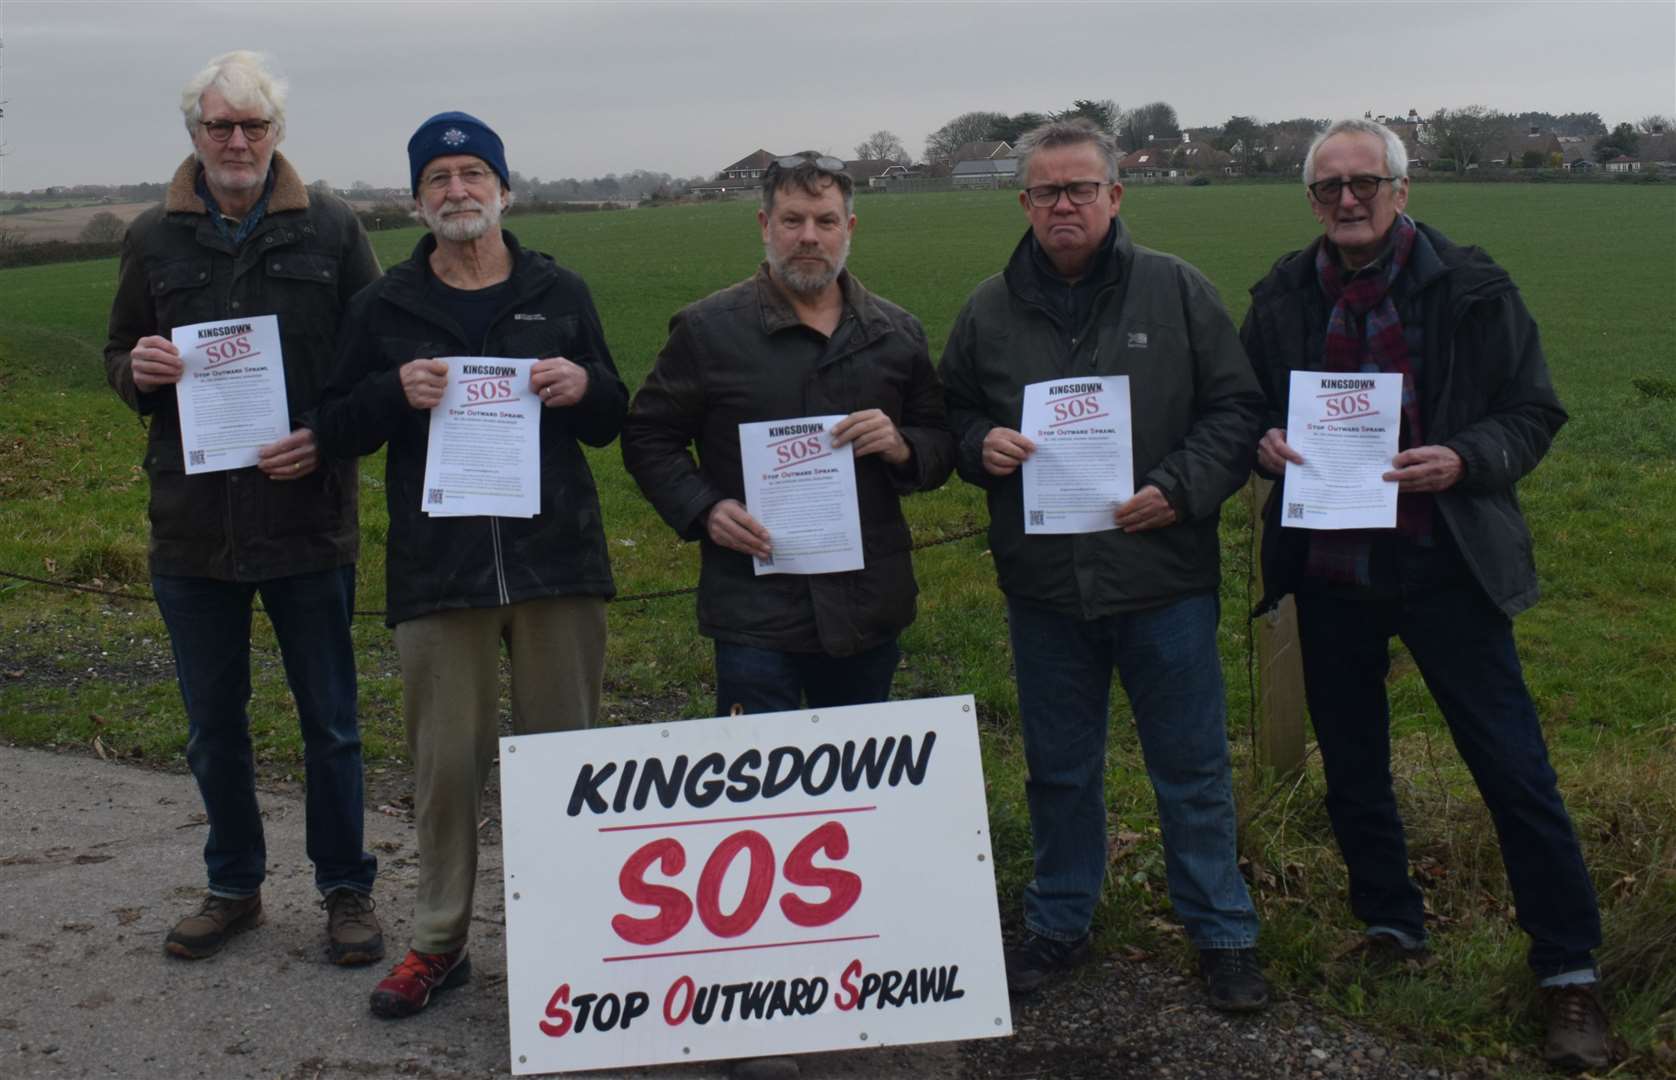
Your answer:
[1003,215,1132,304]
[380,229,556,313]
[751,263,894,343]
[164,151,309,216]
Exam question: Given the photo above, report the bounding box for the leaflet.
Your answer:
[1020,376,1134,534]
[420,357,541,519]
[1281,371,1402,530]
[739,415,864,576]
[170,315,290,475]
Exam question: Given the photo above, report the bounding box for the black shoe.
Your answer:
[1198,947,1270,1013]
[1004,931,1091,995]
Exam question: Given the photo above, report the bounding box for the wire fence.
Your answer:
[0,523,990,617]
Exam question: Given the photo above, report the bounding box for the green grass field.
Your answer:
[2,183,1673,1074]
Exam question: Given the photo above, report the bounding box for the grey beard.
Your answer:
[423,196,500,242]
[767,242,847,297]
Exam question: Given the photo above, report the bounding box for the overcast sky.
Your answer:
[3,0,1673,191]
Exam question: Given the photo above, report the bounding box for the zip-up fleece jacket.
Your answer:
[103,153,381,581]
[940,220,1266,618]
[312,231,626,626]
[1241,221,1567,618]
[621,266,955,658]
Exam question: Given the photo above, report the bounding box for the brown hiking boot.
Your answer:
[1542,983,1612,1072]
[164,892,263,959]
[323,888,384,966]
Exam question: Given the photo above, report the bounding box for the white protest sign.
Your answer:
[499,695,1011,1075]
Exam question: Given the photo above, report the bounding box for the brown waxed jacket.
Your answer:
[103,153,381,581]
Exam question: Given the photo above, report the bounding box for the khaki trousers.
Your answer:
[394,596,605,953]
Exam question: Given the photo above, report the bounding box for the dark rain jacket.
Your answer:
[312,231,626,626]
[103,153,380,581]
[1241,220,1567,618]
[940,220,1266,618]
[620,266,955,657]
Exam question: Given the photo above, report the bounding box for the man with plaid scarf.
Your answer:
[1241,118,1612,1073]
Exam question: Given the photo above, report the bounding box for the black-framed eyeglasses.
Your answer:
[774,154,846,173]
[199,119,274,143]
[1308,175,1400,204]
[1024,181,1107,208]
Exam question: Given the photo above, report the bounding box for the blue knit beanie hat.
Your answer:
[408,112,509,196]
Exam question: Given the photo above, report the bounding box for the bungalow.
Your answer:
[950,158,1019,187]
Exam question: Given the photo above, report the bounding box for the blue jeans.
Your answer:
[1295,555,1600,977]
[152,566,376,899]
[714,639,901,716]
[1006,594,1258,950]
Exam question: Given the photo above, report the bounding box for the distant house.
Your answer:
[1558,136,1597,170]
[843,159,898,188]
[1604,154,1641,173]
[1117,147,1175,179]
[869,163,926,189]
[1172,140,1233,174]
[950,140,1013,163]
[950,158,1019,187]
[1489,126,1563,168]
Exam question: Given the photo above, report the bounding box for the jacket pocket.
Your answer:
[149,256,216,330]
[262,460,348,539]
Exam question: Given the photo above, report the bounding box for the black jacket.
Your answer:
[103,154,380,581]
[313,231,626,626]
[1241,221,1567,617]
[621,266,954,657]
[940,220,1266,617]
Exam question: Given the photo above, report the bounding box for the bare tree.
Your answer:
[78,210,127,243]
[1118,101,1180,151]
[853,130,910,164]
[1638,114,1672,135]
[923,111,1009,167]
[1426,105,1504,174]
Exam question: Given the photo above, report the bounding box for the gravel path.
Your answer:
[959,947,1452,1080]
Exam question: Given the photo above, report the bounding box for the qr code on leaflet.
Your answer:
[427,488,444,506]
[1029,510,1045,526]
[1287,503,1304,520]
[758,552,774,567]
[188,450,206,466]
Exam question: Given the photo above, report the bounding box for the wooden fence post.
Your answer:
[1251,477,1307,777]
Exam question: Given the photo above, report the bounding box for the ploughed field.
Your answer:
[2,182,1673,1070]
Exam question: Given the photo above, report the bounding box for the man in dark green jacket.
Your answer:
[313,112,627,1021]
[1242,117,1609,1072]
[623,155,953,719]
[104,51,381,967]
[940,119,1268,1011]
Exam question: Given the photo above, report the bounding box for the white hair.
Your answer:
[1303,118,1408,185]
[180,51,287,144]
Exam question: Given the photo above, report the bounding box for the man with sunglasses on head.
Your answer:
[623,155,952,729]
[104,50,382,967]
[939,118,1268,1011]
[313,111,627,1021]
[1241,118,1611,1071]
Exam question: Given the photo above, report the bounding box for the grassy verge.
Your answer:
[2,184,1673,1074]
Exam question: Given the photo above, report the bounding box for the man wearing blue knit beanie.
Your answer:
[314,111,628,1020]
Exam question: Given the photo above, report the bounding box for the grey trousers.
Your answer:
[394,596,606,953]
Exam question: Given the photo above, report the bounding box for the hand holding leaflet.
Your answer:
[739,415,864,576]
[420,357,542,518]
[1020,376,1134,534]
[169,315,290,475]
[1280,371,1402,529]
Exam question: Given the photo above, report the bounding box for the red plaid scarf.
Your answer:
[1305,214,1433,585]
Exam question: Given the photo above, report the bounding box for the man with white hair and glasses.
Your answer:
[314,111,627,1020]
[104,50,383,967]
[1242,117,1612,1071]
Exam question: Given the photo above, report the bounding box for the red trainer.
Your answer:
[369,948,471,1019]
